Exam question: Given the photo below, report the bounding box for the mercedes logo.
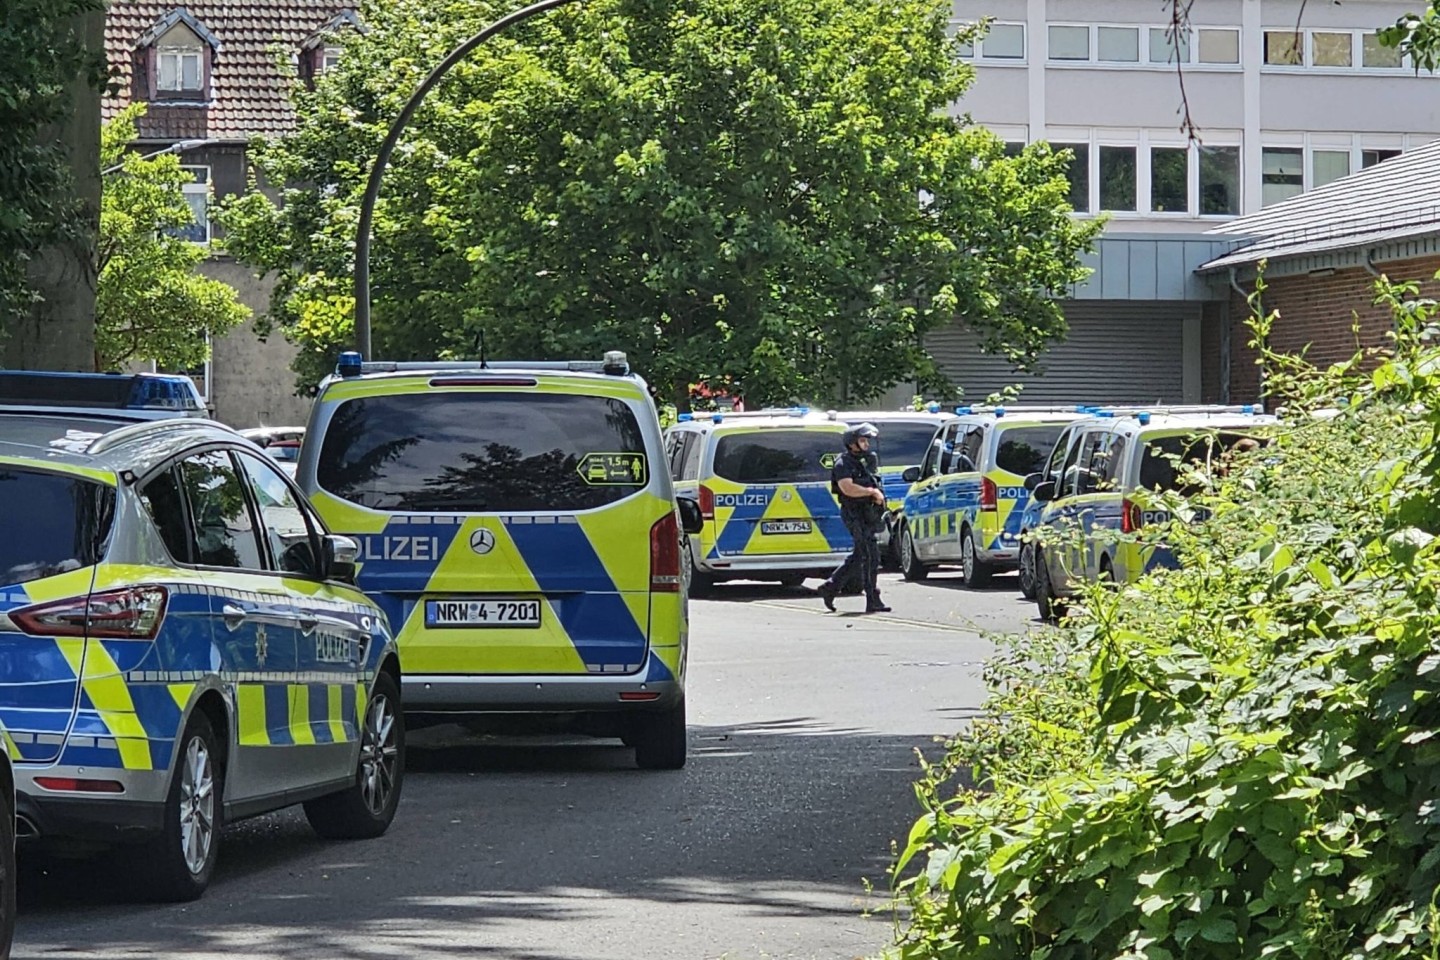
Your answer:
[470,528,496,555]
[781,490,792,502]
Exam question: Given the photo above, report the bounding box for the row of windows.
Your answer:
[960,22,1416,72]
[1017,140,1402,216]
[152,38,341,95]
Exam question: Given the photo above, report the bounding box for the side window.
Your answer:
[139,466,197,564]
[937,423,962,474]
[178,451,266,570]
[1097,435,1128,489]
[236,451,322,577]
[681,433,704,480]
[923,425,950,477]
[1045,427,1075,481]
[960,427,985,471]
[664,433,682,480]
[1064,432,1108,498]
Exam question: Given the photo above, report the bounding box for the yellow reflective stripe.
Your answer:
[236,685,269,746]
[167,682,196,713]
[0,456,115,485]
[70,642,151,771]
[328,684,347,742]
[290,685,316,746]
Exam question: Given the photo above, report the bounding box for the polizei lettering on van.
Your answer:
[713,492,770,508]
[358,535,444,562]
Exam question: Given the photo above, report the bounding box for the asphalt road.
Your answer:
[13,568,1039,960]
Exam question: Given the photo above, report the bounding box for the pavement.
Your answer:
[12,569,1040,960]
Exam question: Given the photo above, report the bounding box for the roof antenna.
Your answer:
[474,327,488,369]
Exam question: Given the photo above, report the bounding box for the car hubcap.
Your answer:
[902,530,914,570]
[1020,545,1034,590]
[179,736,214,876]
[360,693,399,815]
[963,537,974,579]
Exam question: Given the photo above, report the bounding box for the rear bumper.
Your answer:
[16,766,170,844]
[695,551,848,576]
[403,674,682,713]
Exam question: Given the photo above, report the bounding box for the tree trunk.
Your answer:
[5,8,101,371]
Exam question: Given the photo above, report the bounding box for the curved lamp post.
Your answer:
[353,0,583,356]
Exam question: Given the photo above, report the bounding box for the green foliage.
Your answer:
[97,105,249,371]
[0,0,104,321]
[1378,4,1440,71]
[219,0,1098,403]
[885,275,1440,959]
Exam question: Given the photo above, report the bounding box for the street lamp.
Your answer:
[101,138,220,176]
[353,0,582,357]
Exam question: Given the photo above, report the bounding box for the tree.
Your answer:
[1379,2,1440,69]
[0,1,105,369]
[97,105,249,371]
[221,0,1100,408]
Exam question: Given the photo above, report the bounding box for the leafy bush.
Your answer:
[886,276,1440,959]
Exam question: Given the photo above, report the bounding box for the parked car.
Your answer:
[240,426,305,477]
[833,407,955,562]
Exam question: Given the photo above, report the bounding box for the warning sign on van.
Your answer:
[577,452,648,485]
[819,453,839,469]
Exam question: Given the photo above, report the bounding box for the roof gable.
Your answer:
[301,8,362,51]
[135,7,221,50]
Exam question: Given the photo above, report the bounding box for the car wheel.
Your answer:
[1034,548,1068,624]
[900,525,928,581]
[0,769,15,955]
[1099,557,1118,590]
[960,527,994,588]
[305,671,405,840]
[684,541,715,598]
[1018,540,1038,600]
[139,712,223,902]
[632,696,687,770]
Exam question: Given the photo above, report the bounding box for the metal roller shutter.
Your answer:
[925,301,1193,405]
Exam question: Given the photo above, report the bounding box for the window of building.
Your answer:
[1263,31,1303,65]
[1261,148,1304,206]
[1150,147,1188,212]
[1049,25,1090,60]
[1003,141,1025,157]
[982,23,1025,59]
[1197,28,1240,64]
[1312,150,1351,188]
[1199,146,1240,216]
[1362,33,1403,68]
[1054,142,1089,213]
[1098,26,1140,62]
[1099,146,1137,211]
[168,165,210,244]
[1148,27,1190,64]
[1311,32,1353,67]
[323,46,343,72]
[158,45,203,92]
[946,20,974,56]
[1362,148,1402,168]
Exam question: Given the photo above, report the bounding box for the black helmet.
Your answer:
[842,422,879,448]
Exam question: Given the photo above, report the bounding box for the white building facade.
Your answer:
[929,0,1440,404]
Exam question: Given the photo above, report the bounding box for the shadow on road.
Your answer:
[15,718,961,960]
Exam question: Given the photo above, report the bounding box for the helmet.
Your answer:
[842,422,879,448]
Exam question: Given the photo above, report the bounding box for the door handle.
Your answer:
[221,603,248,632]
[297,614,319,636]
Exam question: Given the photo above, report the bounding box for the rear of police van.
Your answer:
[299,359,686,730]
[981,417,1078,564]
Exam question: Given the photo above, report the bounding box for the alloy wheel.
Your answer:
[179,736,215,876]
[360,693,400,815]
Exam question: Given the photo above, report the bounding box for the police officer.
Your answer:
[818,423,892,614]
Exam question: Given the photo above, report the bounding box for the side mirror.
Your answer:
[901,466,921,484]
[323,534,359,584]
[676,497,704,536]
[1024,472,1044,492]
[1032,480,1057,503]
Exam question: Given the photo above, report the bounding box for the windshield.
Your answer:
[711,429,842,484]
[1139,432,1259,492]
[994,425,1069,477]
[0,467,114,586]
[872,422,942,469]
[316,392,650,512]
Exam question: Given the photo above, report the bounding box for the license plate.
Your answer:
[425,599,542,628]
[761,520,812,535]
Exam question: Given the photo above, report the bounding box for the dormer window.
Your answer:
[157,37,203,93]
[134,9,221,102]
[300,9,363,87]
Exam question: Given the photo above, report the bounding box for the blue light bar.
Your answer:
[677,412,693,422]
[1241,404,1255,414]
[994,406,1005,418]
[925,401,940,413]
[712,413,724,424]
[0,371,204,415]
[337,351,364,377]
[1137,411,1152,425]
[954,405,973,415]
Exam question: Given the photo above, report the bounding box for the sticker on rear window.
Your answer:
[819,453,838,469]
[577,453,648,485]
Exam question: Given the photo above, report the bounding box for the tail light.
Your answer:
[980,477,998,512]
[1122,499,1143,534]
[698,484,715,521]
[11,586,168,639]
[650,512,681,592]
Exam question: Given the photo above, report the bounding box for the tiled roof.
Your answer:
[104,1,353,140]
[1200,140,1440,270]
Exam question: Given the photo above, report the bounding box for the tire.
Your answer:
[305,671,405,841]
[138,712,223,902]
[684,541,715,598]
[1018,540,1038,600]
[900,525,928,581]
[1098,557,1118,590]
[0,774,15,956]
[632,696,687,770]
[1034,548,1068,624]
[960,527,994,588]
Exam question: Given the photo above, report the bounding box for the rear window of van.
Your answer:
[711,430,841,484]
[994,425,1069,477]
[316,392,650,512]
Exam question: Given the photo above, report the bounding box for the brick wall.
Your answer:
[1217,254,1440,403]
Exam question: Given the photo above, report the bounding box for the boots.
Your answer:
[865,595,892,614]
[818,581,838,612]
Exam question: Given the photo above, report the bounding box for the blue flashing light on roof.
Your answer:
[994,406,1005,418]
[677,412,693,422]
[0,370,204,416]
[789,405,809,417]
[954,405,973,415]
[337,351,364,378]
[1096,410,1115,418]
[1241,404,1255,414]
[925,401,940,413]
[1137,411,1152,426]
[712,413,724,424]
[128,375,204,413]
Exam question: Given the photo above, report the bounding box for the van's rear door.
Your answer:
[705,427,849,559]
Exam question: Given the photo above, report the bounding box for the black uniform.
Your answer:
[823,449,885,604]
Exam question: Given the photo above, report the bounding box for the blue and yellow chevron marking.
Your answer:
[702,478,849,560]
[902,473,981,551]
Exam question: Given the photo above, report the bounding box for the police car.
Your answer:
[0,371,403,901]
[296,351,697,770]
[897,406,1086,586]
[833,406,955,560]
[665,408,850,593]
[1028,405,1274,621]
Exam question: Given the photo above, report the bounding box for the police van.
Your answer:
[834,406,955,559]
[1028,405,1274,621]
[664,409,849,593]
[297,351,697,770]
[897,406,1086,587]
[0,372,401,901]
